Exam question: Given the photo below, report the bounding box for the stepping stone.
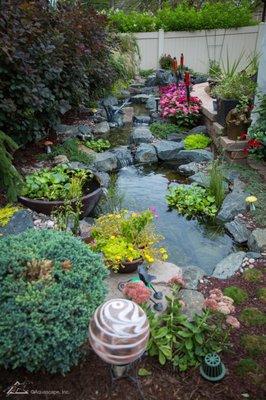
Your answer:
[180,289,204,320]
[212,251,246,279]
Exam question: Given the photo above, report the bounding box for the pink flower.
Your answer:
[226,316,240,329]
[204,298,218,311]
[209,288,223,300]
[123,282,151,304]
[217,304,231,315]
[168,274,185,287]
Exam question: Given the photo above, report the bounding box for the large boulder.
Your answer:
[110,146,133,169]
[248,228,266,252]
[0,210,34,237]
[217,188,247,222]
[167,133,185,142]
[212,251,246,279]
[135,143,158,164]
[129,126,154,145]
[93,121,110,135]
[153,140,184,161]
[175,149,214,164]
[133,115,151,125]
[225,219,250,244]
[56,124,93,140]
[156,69,177,86]
[93,151,117,172]
[188,125,208,135]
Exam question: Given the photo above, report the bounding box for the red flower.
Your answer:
[243,147,249,155]
[239,132,247,140]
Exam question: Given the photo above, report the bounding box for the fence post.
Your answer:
[158,29,164,68]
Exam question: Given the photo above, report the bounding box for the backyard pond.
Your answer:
[114,163,234,275]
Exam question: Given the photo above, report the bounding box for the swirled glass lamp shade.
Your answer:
[89,299,150,365]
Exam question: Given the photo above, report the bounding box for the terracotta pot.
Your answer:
[19,175,102,217]
[118,258,144,274]
[226,122,250,141]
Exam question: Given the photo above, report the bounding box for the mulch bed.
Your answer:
[1,261,265,400]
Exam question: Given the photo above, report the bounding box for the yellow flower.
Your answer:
[245,196,257,204]
[159,247,166,254]
[111,235,116,239]
[162,254,168,261]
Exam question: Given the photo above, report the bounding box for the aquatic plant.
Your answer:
[208,160,226,208]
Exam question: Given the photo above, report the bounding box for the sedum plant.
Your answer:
[166,184,217,218]
[0,204,20,227]
[0,229,107,374]
[184,133,211,150]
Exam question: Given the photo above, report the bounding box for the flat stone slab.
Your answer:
[153,140,184,161]
[220,136,248,151]
[93,151,117,172]
[248,228,266,252]
[217,188,247,222]
[182,266,205,290]
[0,210,34,237]
[175,149,214,164]
[130,126,154,145]
[180,289,204,320]
[212,251,246,279]
[135,143,158,164]
[225,219,250,244]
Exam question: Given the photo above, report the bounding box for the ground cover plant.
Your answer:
[84,139,111,153]
[22,165,91,201]
[166,184,217,218]
[0,204,19,227]
[0,229,107,374]
[184,133,211,150]
[108,2,256,33]
[160,83,202,128]
[0,1,119,144]
[150,122,180,139]
[39,139,94,165]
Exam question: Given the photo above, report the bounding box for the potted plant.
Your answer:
[90,209,168,273]
[226,97,252,141]
[213,72,256,126]
[19,164,103,216]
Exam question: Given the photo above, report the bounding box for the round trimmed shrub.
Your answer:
[0,229,108,374]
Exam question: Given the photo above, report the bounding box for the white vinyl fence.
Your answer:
[135,24,265,73]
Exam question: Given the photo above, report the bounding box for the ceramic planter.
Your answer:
[19,175,102,217]
[216,97,239,126]
[118,258,144,274]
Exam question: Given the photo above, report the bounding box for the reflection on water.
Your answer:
[115,164,233,275]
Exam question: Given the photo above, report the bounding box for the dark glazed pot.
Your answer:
[19,175,103,217]
[118,258,144,274]
[216,97,239,126]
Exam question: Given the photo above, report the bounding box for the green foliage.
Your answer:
[257,288,266,303]
[108,2,256,33]
[159,54,173,70]
[0,131,23,201]
[138,368,152,377]
[0,205,20,227]
[241,334,266,356]
[184,133,211,150]
[84,139,111,153]
[213,73,256,101]
[150,122,180,139]
[139,69,155,78]
[208,60,222,79]
[39,139,94,165]
[240,307,266,327]
[236,358,259,376]
[22,165,91,201]
[96,174,125,214]
[208,160,226,208]
[0,1,119,144]
[110,33,140,82]
[243,268,263,283]
[0,229,107,373]
[146,286,229,372]
[248,94,266,161]
[166,184,217,218]
[223,286,248,305]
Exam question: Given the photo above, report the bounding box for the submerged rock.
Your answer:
[0,210,34,237]
[248,228,266,252]
[179,289,204,320]
[225,219,250,244]
[135,143,158,164]
[178,161,202,176]
[129,126,154,145]
[111,146,133,169]
[175,149,214,164]
[93,151,117,172]
[212,251,246,279]
[153,140,184,161]
[217,188,247,222]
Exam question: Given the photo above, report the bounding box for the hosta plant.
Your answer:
[0,229,107,373]
[184,133,211,150]
[84,139,111,153]
[160,83,202,128]
[166,184,217,218]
